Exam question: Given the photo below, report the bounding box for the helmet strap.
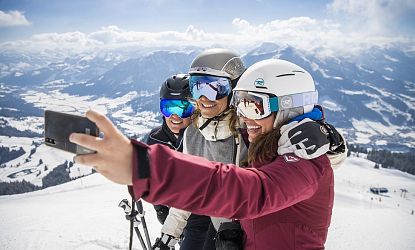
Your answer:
[198,108,231,131]
[273,107,305,129]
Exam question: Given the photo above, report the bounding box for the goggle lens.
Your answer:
[232,91,271,120]
[160,99,195,118]
[232,90,319,120]
[189,75,231,101]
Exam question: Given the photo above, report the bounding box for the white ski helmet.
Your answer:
[233,59,318,114]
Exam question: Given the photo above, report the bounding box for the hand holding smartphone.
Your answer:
[44,110,100,154]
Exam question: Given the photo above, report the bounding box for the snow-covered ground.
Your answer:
[0,155,414,250]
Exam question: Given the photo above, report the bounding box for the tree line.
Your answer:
[348,144,415,175]
[0,161,86,196]
[0,146,25,166]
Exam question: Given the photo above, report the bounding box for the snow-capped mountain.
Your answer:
[242,43,415,150]
[0,43,414,190]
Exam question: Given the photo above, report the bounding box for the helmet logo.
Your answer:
[254,78,267,89]
[280,96,293,109]
[320,125,329,135]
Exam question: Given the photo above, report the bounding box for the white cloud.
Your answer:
[0,16,413,57]
[327,0,415,35]
[0,10,31,27]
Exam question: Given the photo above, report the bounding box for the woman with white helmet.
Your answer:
[71,58,346,249]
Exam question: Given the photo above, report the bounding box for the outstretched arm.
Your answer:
[71,110,329,219]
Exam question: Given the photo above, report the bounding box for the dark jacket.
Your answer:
[132,142,334,250]
[143,119,184,224]
[144,119,184,151]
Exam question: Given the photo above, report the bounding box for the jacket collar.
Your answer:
[196,111,234,141]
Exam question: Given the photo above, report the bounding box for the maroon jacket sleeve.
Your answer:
[131,140,331,220]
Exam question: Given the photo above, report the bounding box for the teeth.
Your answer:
[202,103,216,108]
[171,120,183,124]
[247,125,261,129]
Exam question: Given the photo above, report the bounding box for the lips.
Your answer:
[170,119,183,125]
[246,125,261,130]
[200,102,216,108]
[246,124,262,140]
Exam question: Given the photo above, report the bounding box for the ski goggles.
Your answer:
[231,90,318,120]
[160,99,195,118]
[189,75,231,101]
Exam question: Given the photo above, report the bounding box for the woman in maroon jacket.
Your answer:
[71,59,345,249]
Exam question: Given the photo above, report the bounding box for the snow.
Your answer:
[309,62,343,80]
[0,136,93,186]
[384,54,399,62]
[382,75,394,81]
[357,64,374,74]
[1,156,414,250]
[351,119,402,138]
[1,116,44,134]
[321,99,343,112]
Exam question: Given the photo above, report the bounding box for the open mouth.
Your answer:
[170,119,183,125]
[246,125,262,133]
[200,102,217,108]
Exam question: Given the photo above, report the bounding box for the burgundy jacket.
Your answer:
[132,141,334,250]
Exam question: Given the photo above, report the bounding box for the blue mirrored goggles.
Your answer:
[189,75,231,101]
[160,99,195,118]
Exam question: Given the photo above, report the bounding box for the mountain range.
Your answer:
[0,42,414,188]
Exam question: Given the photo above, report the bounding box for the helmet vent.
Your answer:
[276,73,295,78]
[292,70,305,73]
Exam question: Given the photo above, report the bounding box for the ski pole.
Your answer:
[119,199,148,250]
[136,199,152,248]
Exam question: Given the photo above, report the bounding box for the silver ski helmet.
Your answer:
[188,48,246,86]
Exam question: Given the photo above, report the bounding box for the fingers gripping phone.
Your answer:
[44,110,99,154]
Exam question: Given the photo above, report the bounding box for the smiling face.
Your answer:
[197,95,228,118]
[241,113,276,142]
[165,114,192,134]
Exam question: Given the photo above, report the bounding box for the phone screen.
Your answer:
[44,110,99,154]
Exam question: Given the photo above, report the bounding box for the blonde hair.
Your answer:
[191,108,238,136]
[190,97,239,136]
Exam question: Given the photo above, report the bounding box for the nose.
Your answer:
[199,96,209,101]
[170,114,182,120]
[240,116,253,123]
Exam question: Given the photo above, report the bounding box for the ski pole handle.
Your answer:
[136,199,144,214]
[136,200,152,248]
[119,199,132,214]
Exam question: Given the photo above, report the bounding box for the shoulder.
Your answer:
[146,126,167,145]
[184,124,199,140]
[267,154,332,176]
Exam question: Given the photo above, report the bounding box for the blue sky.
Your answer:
[0,0,334,38]
[0,0,414,54]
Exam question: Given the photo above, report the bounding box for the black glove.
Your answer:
[215,221,243,250]
[152,233,178,250]
[278,118,345,159]
[153,204,170,224]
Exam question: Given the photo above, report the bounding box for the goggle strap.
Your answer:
[269,97,279,112]
[277,91,318,110]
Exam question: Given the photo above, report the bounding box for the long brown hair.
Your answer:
[247,126,282,165]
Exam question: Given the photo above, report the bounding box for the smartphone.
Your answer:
[44,110,99,154]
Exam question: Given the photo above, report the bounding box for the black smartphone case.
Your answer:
[44,110,99,154]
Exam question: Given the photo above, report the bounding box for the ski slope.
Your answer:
[0,155,414,250]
